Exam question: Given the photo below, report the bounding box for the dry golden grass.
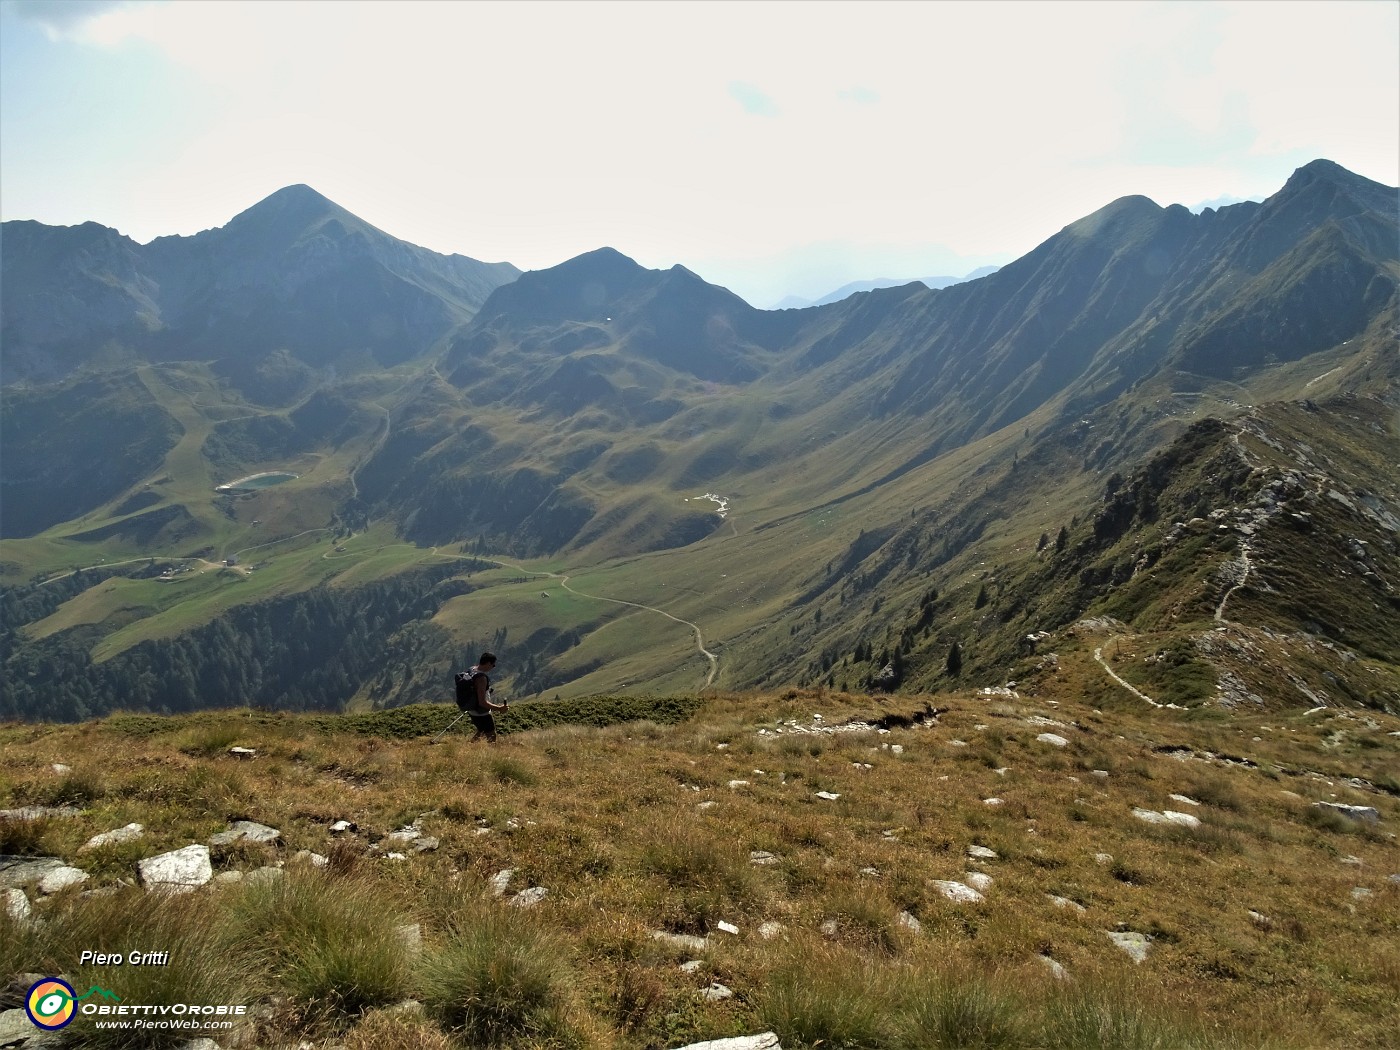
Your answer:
[2,675,1397,1048]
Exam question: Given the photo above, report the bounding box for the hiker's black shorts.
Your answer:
[469,713,495,734]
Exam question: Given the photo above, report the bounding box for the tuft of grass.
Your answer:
[419,905,581,1048]
[488,755,539,787]
[0,814,51,855]
[758,945,892,1048]
[226,870,413,1027]
[894,969,1026,1049]
[176,723,245,757]
[1039,986,1223,1050]
[342,1008,454,1050]
[10,887,254,1050]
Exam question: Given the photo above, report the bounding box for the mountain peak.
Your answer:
[543,246,644,280]
[1063,194,1163,241]
[1279,158,1392,200]
[226,184,345,232]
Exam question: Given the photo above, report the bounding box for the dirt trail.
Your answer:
[485,558,720,689]
[422,549,719,689]
[1092,642,1189,711]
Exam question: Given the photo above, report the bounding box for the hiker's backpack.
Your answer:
[455,670,479,710]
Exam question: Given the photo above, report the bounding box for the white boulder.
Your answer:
[672,1035,782,1050]
[1106,930,1151,963]
[208,821,280,847]
[1313,802,1380,823]
[932,880,984,903]
[79,823,144,852]
[138,844,213,893]
[38,866,89,894]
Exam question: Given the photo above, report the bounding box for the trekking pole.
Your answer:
[433,708,469,743]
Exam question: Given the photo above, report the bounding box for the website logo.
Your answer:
[26,978,77,1030]
[25,980,122,1030]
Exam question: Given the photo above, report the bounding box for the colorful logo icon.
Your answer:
[26,978,77,1030]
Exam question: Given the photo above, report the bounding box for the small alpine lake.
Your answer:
[215,472,299,494]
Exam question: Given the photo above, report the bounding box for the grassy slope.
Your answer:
[4,327,1394,711]
[2,681,1397,1049]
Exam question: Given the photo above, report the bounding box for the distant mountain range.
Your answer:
[1,184,520,382]
[1,159,1395,717]
[770,266,1002,310]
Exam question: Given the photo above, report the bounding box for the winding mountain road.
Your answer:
[478,557,720,689]
[425,551,722,691]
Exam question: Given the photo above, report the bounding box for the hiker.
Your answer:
[458,652,507,743]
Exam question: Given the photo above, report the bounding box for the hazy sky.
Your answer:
[2,0,1396,307]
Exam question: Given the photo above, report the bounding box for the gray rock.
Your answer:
[0,856,66,889]
[396,923,422,953]
[1133,808,1202,828]
[208,821,281,847]
[673,1035,782,1050]
[749,850,778,865]
[819,919,840,937]
[329,820,356,834]
[932,880,984,903]
[3,887,31,921]
[1037,733,1070,748]
[1048,894,1086,914]
[897,910,922,933]
[1350,887,1374,900]
[1313,802,1380,823]
[1248,910,1273,930]
[385,825,421,843]
[39,865,90,894]
[293,850,328,867]
[680,959,706,973]
[716,920,740,935]
[1,1006,68,1046]
[1038,955,1069,981]
[510,886,549,908]
[1162,810,1201,827]
[244,866,284,887]
[814,791,841,800]
[79,823,145,852]
[1168,794,1201,807]
[965,871,993,892]
[212,871,245,886]
[0,806,81,820]
[227,746,257,758]
[412,836,440,853]
[1106,930,1151,963]
[967,845,998,860]
[489,868,516,897]
[702,982,735,1001]
[758,921,784,940]
[1094,852,1114,865]
[139,844,213,892]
